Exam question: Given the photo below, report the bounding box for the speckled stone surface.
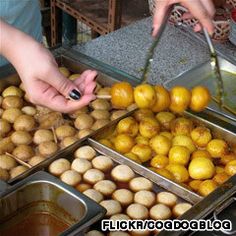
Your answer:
[74,17,236,84]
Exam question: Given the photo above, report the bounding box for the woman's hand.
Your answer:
[0,20,97,113]
[152,0,215,37]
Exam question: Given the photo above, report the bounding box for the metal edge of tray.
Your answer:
[158,174,236,236]
[88,138,201,204]
[0,171,106,236]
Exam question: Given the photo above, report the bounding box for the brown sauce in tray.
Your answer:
[0,211,70,236]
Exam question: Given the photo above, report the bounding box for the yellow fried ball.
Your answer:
[114,134,135,154]
[206,139,229,158]
[198,180,218,196]
[152,85,170,112]
[169,146,190,166]
[139,117,160,138]
[150,135,171,155]
[116,117,139,137]
[190,126,212,148]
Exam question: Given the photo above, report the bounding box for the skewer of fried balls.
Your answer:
[97,82,211,113]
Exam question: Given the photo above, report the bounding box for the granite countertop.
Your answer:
[74,17,236,84]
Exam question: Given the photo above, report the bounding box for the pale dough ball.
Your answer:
[126,203,149,220]
[172,203,192,218]
[111,165,135,182]
[94,180,117,196]
[71,158,92,174]
[156,192,178,207]
[100,200,122,217]
[92,155,113,171]
[149,204,172,220]
[134,190,155,208]
[76,183,92,192]
[33,129,54,144]
[28,156,45,166]
[0,167,10,181]
[10,165,29,179]
[60,170,81,186]
[83,169,105,184]
[83,189,104,203]
[74,145,96,160]
[0,154,17,170]
[86,230,105,236]
[112,189,134,206]
[110,214,131,221]
[129,177,153,192]
[48,158,71,176]
[109,232,130,236]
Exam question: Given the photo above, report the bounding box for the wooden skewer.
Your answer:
[96,94,111,100]
[212,96,236,116]
[5,152,32,168]
[51,126,58,144]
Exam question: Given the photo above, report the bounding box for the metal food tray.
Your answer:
[0,171,106,236]
[90,108,236,204]
[0,47,138,184]
[164,56,236,125]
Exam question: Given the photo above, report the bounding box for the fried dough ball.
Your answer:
[134,109,154,122]
[11,131,32,145]
[74,114,94,130]
[156,192,178,207]
[150,204,172,220]
[55,125,76,141]
[0,154,17,170]
[2,86,23,98]
[71,158,92,174]
[12,145,35,161]
[156,112,176,131]
[38,141,58,157]
[2,108,22,123]
[90,110,110,120]
[152,85,171,112]
[169,86,191,113]
[188,180,202,192]
[94,180,117,196]
[131,144,152,163]
[0,167,9,181]
[169,146,190,166]
[77,129,93,139]
[135,135,149,145]
[91,119,110,130]
[59,67,70,77]
[150,155,169,169]
[172,203,192,217]
[190,126,212,147]
[111,82,134,109]
[117,117,139,137]
[139,117,160,138]
[110,214,131,221]
[0,137,15,154]
[111,165,135,182]
[21,106,37,116]
[198,180,218,196]
[37,111,63,129]
[127,203,149,220]
[220,153,236,165]
[76,183,92,192]
[170,117,193,136]
[92,155,113,171]
[0,119,11,136]
[99,139,113,149]
[100,200,122,217]
[74,145,96,160]
[28,156,46,166]
[149,168,175,181]
[83,169,105,184]
[61,136,78,148]
[0,108,3,117]
[49,158,71,176]
[191,150,211,160]
[2,96,23,109]
[83,189,104,203]
[213,172,230,185]
[172,135,196,153]
[10,165,29,179]
[150,135,171,156]
[13,115,36,131]
[134,190,155,208]
[129,177,153,192]
[33,129,54,144]
[124,152,142,164]
[114,134,135,154]
[111,110,127,121]
[207,139,229,158]
[86,230,105,236]
[166,164,189,183]
[60,170,81,186]
[91,99,111,110]
[225,160,236,176]
[112,189,134,206]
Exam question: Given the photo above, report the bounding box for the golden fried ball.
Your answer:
[10,165,29,179]
[74,145,96,160]
[225,160,236,176]
[213,172,230,185]
[198,180,218,196]
[38,141,58,157]
[129,177,153,192]
[190,126,212,148]
[13,115,36,131]
[172,203,192,217]
[2,108,22,123]
[83,189,104,203]
[150,135,171,155]
[172,135,196,153]
[94,180,117,196]
[0,167,10,181]
[59,67,70,77]
[124,152,142,164]
[83,169,105,184]
[152,85,171,112]
[126,203,149,220]
[159,132,173,141]
[170,117,193,136]
[60,170,81,186]
[220,153,236,165]
[116,117,139,137]
[166,164,189,183]
[114,134,135,154]
[169,146,190,166]
[0,154,17,170]
[100,200,122,217]
[156,192,178,207]
[134,190,155,208]
[188,180,202,192]
[112,189,134,206]
[156,112,176,131]
[139,117,160,139]
[55,125,76,140]
[134,109,154,122]
[150,204,172,220]
[2,96,23,109]
[207,139,229,158]
[33,129,54,144]
[74,114,94,130]
[191,150,211,160]
[111,164,135,182]
[71,158,92,174]
[92,155,113,171]
[48,158,71,176]
[135,135,149,146]
[131,144,152,163]
[150,155,169,169]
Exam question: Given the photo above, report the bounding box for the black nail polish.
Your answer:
[69,89,82,100]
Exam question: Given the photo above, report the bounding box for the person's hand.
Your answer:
[0,20,97,113]
[152,0,215,37]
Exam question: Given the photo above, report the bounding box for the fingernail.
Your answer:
[69,89,82,100]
